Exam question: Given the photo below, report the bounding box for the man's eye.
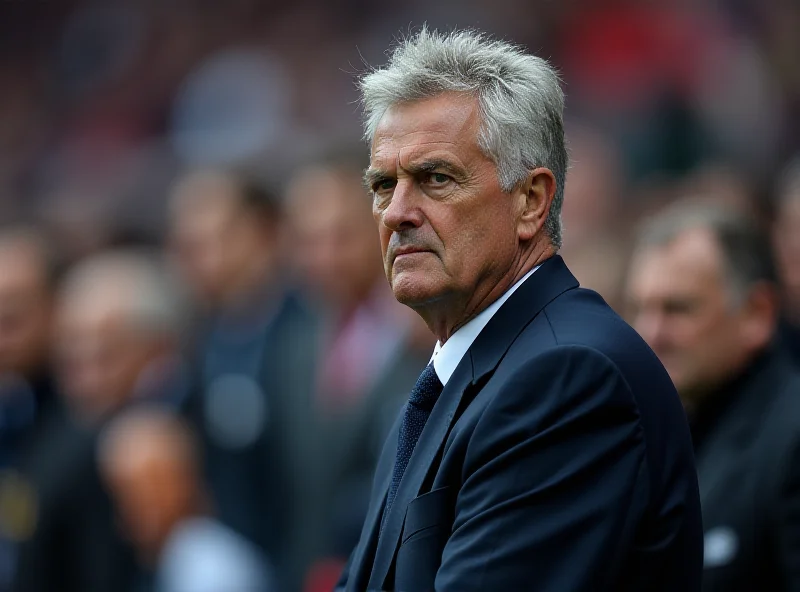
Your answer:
[429,173,451,185]
[373,179,396,193]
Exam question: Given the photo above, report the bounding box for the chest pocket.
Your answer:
[394,486,454,591]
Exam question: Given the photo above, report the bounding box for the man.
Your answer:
[773,156,800,362]
[168,169,295,585]
[625,202,800,591]
[337,28,702,592]
[13,249,187,592]
[0,229,60,588]
[98,405,276,592]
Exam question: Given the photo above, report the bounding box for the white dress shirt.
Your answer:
[158,516,275,592]
[431,265,540,386]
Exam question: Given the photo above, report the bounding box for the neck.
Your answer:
[421,242,554,344]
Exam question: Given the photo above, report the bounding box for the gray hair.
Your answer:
[635,202,777,307]
[359,27,568,248]
[60,249,185,337]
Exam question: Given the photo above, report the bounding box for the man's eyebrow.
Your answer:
[404,159,463,177]
[363,159,465,189]
[363,167,390,190]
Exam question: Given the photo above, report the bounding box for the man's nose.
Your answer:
[380,178,425,232]
[637,311,670,350]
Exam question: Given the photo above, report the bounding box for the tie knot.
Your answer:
[408,363,444,411]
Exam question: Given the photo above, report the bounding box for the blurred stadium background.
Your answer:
[0,1,799,591]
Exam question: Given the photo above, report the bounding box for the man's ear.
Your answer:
[517,167,556,242]
[739,282,779,353]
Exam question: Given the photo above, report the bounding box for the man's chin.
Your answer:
[390,272,444,308]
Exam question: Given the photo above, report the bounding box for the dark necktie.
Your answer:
[381,363,444,532]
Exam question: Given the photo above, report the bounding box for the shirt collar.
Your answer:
[430,265,540,386]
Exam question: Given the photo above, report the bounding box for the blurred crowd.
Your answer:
[0,0,800,591]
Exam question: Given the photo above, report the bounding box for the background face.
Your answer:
[170,198,236,305]
[370,94,520,311]
[625,228,751,402]
[285,167,383,309]
[103,429,194,555]
[169,186,271,309]
[0,245,51,378]
[55,288,156,417]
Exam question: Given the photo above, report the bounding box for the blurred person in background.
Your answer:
[98,405,276,592]
[167,169,296,587]
[558,122,630,312]
[54,250,188,420]
[625,203,800,591]
[13,249,188,592]
[773,157,800,362]
[283,159,432,592]
[0,229,60,589]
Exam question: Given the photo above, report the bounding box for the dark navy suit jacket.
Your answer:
[336,255,703,591]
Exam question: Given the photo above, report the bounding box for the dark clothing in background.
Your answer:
[692,346,800,592]
[181,290,304,589]
[0,374,76,592]
[0,375,51,591]
[0,374,54,471]
[10,360,188,592]
[10,407,136,592]
[277,290,428,591]
[337,256,703,592]
[779,319,800,366]
[181,284,427,592]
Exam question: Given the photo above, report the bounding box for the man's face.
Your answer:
[625,228,755,403]
[369,93,520,312]
[169,183,269,308]
[55,292,157,418]
[103,432,194,556]
[0,246,51,377]
[286,169,383,308]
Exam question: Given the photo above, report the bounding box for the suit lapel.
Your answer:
[346,408,403,591]
[368,255,579,589]
[346,474,391,590]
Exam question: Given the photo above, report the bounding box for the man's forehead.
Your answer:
[631,234,726,290]
[370,141,465,170]
[371,96,479,158]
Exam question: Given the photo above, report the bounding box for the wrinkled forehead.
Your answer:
[369,94,483,170]
[628,231,729,296]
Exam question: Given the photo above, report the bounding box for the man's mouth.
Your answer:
[393,247,431,259]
